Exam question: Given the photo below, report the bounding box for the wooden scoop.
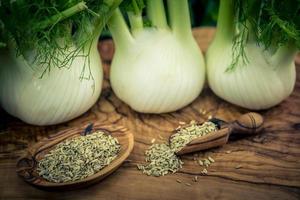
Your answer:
[16,123,134,190]
[173,112,264,155]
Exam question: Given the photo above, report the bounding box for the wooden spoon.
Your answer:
[16,123,134,190]
[172,112,264,155]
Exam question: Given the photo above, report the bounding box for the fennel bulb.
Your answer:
[0,0,122,125]
[108,0,205,113]
[206,0,299,110]
[0,44,102,125]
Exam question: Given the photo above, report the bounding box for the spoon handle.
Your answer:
[230,112,264,135]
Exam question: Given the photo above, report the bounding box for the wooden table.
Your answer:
[1,28,299,200]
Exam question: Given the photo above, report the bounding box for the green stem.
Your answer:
[128,12,143,33]
[147,0,168,29]
[38,2,87,30]
[215,0,235,41]
[131,0,141,14]
[107,9,134,50]
[167,0,192,38]
[86,0,123,49]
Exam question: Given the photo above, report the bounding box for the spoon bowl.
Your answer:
[16,123,134,190]
[171,112,264,155]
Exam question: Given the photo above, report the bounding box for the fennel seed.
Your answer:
[138,120,217,177]
[208,157,215,163]
[201,168,208,175]
[37,131,120,183]
[170,121,217,152]
[176,179,182,183]
[198,160,204,166]
[198,156,215,168]
[204,159,211,167]
[137,144,183,177]
[193,176,198,182]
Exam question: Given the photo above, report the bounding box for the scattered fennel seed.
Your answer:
[176,179,182,183]
[138,120,217,177]
[193,176,198,182]
[226,150,232,154]
[197,156,215,175]
[198,160,204,166]
[201,168,208,175]
[199,108,207,115]
[208,157,215,163]
[185,183,192,186]
[37,131,120,183]
[137,144,183,177]
[170,121,217,152]
[204,159,211,167]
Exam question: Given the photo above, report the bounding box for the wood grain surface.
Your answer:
[0,27,300,200]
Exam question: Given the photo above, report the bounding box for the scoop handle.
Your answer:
[230,112,264,135]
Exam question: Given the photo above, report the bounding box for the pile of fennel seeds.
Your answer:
[138,121,217,177]
[37,131,120,183]
[170,121,217,152]
[137,143,183,177]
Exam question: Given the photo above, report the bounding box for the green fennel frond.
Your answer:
[227,0,300,71]
[0,0,122,78]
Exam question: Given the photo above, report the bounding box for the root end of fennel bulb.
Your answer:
[0,45,103,125]
[110,28,205,113]
[206,41,296,110]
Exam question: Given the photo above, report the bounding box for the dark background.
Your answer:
[101,0,219,38]
[189,0,218,27]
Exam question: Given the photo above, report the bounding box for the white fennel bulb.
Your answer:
[0,44,102,125]
[206,0,299,110]
[108,0,205,113]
